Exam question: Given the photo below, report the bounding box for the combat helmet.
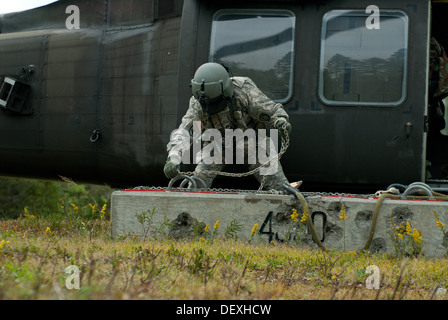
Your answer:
[190,62,234,114]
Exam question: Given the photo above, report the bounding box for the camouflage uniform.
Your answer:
[429,37,448,101]
[167,77,290,190]
[429,37,448,132]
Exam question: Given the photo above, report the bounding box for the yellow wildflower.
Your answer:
[213,220,220,231]
[395,223,406,235]
[251,223,259,236]
[0,239,10,250]
[59,199,65,209]
[70,203,79,214]
[408,227,423,244]
[436,220,446,229]
[23,207,35,219]
[405,221,412,234]
[291,209,299,222]
[45,226,52,234]
[434,210,445,230]
[433,210,440,220]
[89,203,96,214]
[300,210,309,223]
[339,204,348,220]
[204,224,210,233]
[100,203,107,216]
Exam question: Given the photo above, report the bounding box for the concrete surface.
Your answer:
[111,189,448,258]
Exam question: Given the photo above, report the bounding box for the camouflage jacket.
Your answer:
[429,37,448,101]
[167,77,289,161]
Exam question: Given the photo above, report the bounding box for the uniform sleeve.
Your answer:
[242,78,289,127]
[166,97,202,163]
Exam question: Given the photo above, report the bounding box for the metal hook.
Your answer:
[402,182,435,200]
[190,176,207,189]
[167,175,197,190]
[167,175,208,191]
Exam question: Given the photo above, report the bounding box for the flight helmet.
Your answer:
[190,62,234,114]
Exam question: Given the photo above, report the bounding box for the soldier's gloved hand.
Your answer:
[163,158,180,179]
[275,118,292,140]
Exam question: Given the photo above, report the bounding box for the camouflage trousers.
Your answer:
[191,140,289,191]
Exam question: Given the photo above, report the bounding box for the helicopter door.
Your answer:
[309,7,429,187]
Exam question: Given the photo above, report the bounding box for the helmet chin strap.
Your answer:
[197,79,230,114]
[200,94,229,114]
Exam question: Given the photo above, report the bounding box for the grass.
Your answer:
[0,177,447,300]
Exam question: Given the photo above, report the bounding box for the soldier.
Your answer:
[163,62,292,190]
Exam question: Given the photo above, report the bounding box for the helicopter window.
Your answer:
[209,10,295,103]
[319,10,408,106]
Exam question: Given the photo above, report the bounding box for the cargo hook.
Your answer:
[402,182,435,200]
[167,175,207,191]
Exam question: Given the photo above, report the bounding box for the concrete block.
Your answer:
[111,189,448,258]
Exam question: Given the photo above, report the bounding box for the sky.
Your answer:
[0,0,58,14]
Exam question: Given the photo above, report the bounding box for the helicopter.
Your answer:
[0,0,447,193]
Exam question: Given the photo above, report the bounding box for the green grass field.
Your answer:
[0,177,447,300]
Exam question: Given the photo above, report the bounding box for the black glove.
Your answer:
[275,118,292,140]
[163,158,179,179]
